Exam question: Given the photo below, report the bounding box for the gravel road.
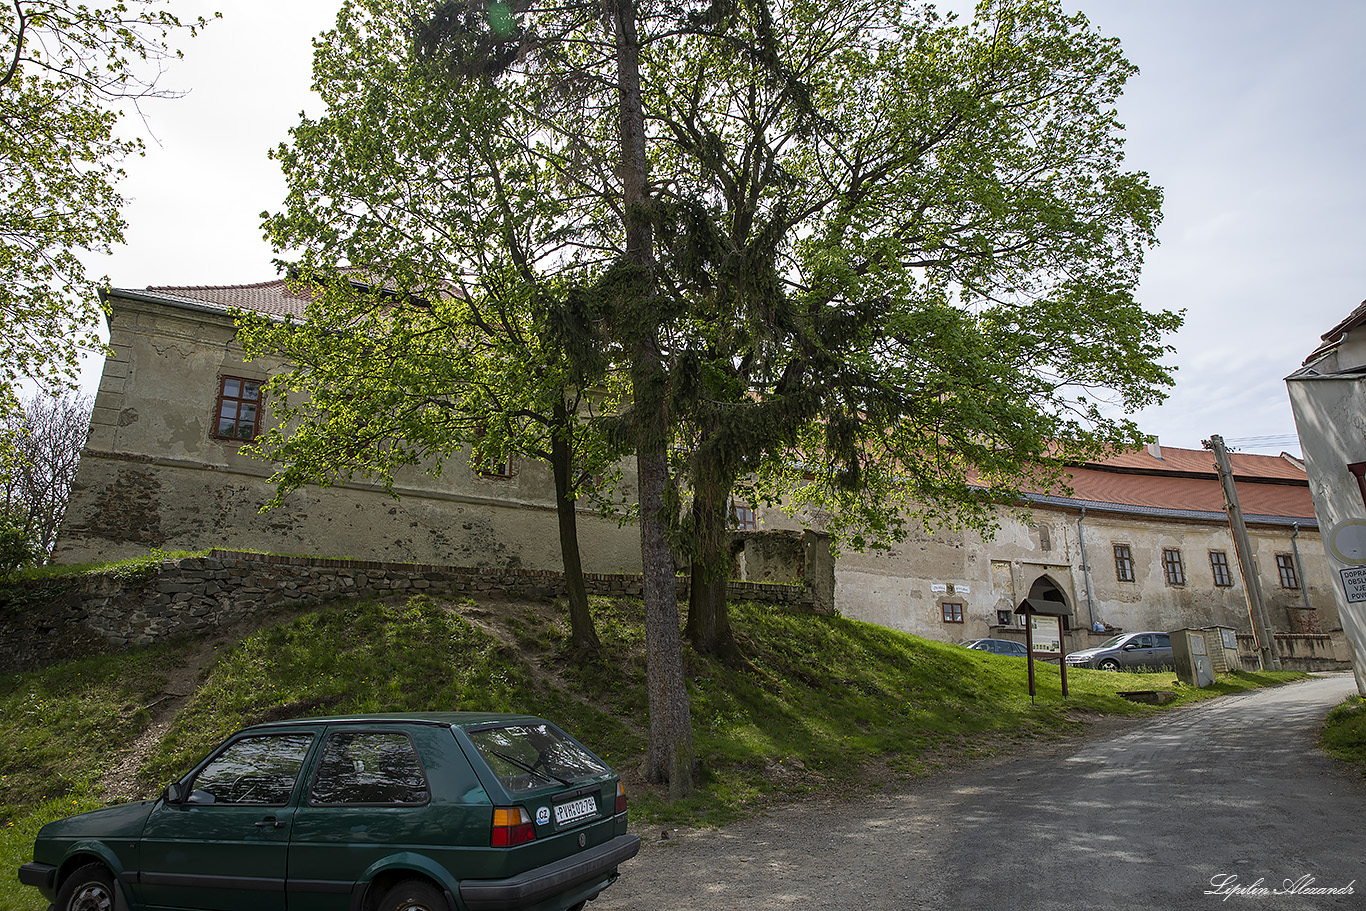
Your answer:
[596,675,1364,911]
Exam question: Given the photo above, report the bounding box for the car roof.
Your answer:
[238,712,548,734]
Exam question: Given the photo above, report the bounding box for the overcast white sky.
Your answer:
[80,0,1366,457]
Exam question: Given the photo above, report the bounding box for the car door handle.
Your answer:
[254,818,286,829]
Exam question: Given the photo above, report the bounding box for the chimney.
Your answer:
[1146,438,1163,460]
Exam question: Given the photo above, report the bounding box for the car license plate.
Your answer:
[554,794,597,826]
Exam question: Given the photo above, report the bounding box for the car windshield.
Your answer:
[1098,634,1130,649]
[466,723,608,794]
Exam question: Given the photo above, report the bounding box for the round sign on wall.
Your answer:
[1328,519,1366,565]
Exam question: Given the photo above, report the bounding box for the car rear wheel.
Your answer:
[378,879,449,911]
[55,863,116,911]
[1097,658,1121,671]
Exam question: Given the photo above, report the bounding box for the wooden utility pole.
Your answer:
[1205,435,1281,671]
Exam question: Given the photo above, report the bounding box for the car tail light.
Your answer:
[491,807,535,846]
[615,781,627,814]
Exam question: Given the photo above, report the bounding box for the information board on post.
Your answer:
[1030,615,1062,655]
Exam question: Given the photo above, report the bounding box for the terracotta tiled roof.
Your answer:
[111,271,456,321]
[1048,465,1315,522]
[1089,444,1306,481]
[1033,443,1316,524]
[122,279,313,320]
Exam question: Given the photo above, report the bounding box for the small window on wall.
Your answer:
[1276,554,1299,590]
[731,502,757,531]
[996,609,1013,627]
[214,376,262,441]
[1162,548,1186,586]
[1209,551,1233,587]
[472,425,512,478]
[1113,544,1135,582]
[476,453,513,478]
[942,602,964,623]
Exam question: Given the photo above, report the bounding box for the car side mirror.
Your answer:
[1122,643,1138,650]
[164,782,186,805]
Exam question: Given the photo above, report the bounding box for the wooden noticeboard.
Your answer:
[1014,598,1071,700]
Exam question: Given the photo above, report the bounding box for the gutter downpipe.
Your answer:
[1291,523,1312,613]
[1077,506,1097,630]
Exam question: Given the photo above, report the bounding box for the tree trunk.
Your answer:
[686,453,742,664]
[610,0,694,798]
[550,398,600,654]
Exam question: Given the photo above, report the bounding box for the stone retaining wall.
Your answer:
[0,550,817,673]
[1236,631,1354,672]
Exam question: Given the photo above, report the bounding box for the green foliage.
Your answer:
[0,647,172,910]
[657,0,1183,547]
[1321,695,1366,775]
[0,3,215,422]
[0,507,38,576]
[262,0,1178,549]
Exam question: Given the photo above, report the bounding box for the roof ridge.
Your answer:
[142,278,288,293]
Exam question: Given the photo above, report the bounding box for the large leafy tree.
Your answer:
[0,1,214,423]
[252,0,704,795]
[645,0,1179,660]
[254,0,1178,798]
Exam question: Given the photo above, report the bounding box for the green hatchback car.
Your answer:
[18,713,639,911]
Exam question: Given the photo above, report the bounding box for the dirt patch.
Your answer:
[95,608,316,801]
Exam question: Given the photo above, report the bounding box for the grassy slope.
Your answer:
[1320,695,1366,776]
[0,594,1303,910]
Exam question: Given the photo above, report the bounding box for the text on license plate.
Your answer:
[554,795,597,826]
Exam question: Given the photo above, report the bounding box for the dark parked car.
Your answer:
[1065,631,1174,671]
[19,713,639,911]
[961,638,1029,657]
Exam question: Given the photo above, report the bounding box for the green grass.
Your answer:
[0,550,208,591]
[1321,695,1366,775]
[0,594,1306,910]
[0,646,183,910]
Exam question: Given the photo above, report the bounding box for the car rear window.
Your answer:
[466,723,608,794]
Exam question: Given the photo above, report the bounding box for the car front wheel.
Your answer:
[1097,658,1121,671]
[378,879,450,911]
[55,863,116,911]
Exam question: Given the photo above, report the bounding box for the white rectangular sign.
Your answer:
[1340,566,1366,603]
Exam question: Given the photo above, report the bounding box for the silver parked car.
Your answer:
[1065,631,1174,671]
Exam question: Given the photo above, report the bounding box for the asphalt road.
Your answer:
[598,674,1364,910]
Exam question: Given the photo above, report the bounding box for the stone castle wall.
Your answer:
[0,550,816,672]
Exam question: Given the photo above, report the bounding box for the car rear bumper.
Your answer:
[459,833,641,911]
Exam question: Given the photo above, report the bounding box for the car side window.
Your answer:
[1135,634,1154,649]
[309,731,430,806]
[189,734,314,806]
[1155,634,1171,648]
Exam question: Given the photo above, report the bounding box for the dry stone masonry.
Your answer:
[0,550,817,672]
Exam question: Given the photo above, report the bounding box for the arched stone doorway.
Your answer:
[1027,574,1073,629]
